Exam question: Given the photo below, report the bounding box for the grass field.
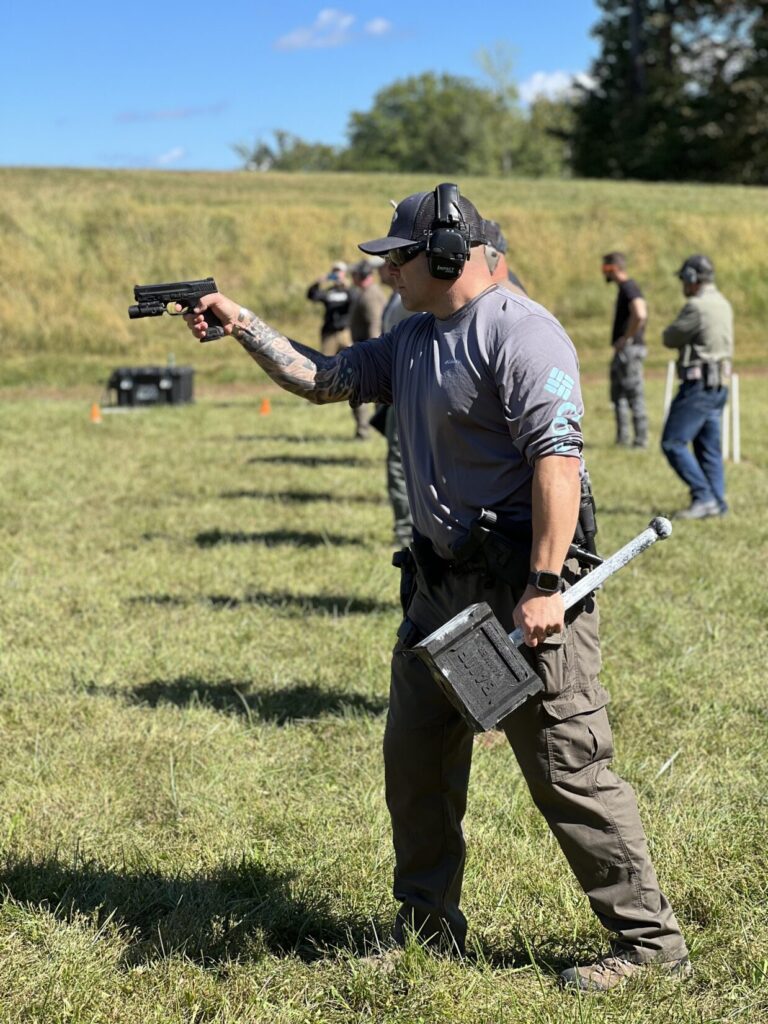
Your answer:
[1,368,767,1022]
[2,167,767,393]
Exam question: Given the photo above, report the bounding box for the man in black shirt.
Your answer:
[306,261,352,355]
[603,252,648,448]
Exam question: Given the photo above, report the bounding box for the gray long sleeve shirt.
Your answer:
[342,285,584,558]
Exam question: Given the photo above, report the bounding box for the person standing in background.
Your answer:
[375,260,414,547]
[483,220,527,297]
[306,261,352,356]
[661,254,733,519]
[602,253,649,448]
[348,259,387,439]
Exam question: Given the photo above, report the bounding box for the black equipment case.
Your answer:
[107,366,194,406]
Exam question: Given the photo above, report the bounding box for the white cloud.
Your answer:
[365,18,392,36]
[156,146,186,166]
[519,70,594,104]
[275,8,356,51]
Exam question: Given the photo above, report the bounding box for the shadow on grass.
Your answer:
[247,454,375,467]
[220,488,386,505]
[195,529,364,548]
[472,939,574,976]
[235,434,359,444]
[0,853,377,966]
[0,852,575,974]
[128,592,397,615]
[94,676,388,725]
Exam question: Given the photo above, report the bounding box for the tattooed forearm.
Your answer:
[233,308,358,404]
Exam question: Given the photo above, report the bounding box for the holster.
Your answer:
[702,361,724,390]
[394,479,602,609]
[392,547,418,615]
[573,472,598,557]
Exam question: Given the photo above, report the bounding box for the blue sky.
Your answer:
[2,1,601,171]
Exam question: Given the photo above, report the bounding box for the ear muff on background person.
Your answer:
[677,254,715,285]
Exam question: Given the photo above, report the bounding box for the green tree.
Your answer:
[343,72,519,174]
[233,130,341,172]
[474,43,574,176]
[232,64,574,177]
[572,0,768,182]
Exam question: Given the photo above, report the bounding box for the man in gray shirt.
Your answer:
[182,185,690,992]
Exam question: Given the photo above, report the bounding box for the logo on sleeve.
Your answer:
[544,368,574,400]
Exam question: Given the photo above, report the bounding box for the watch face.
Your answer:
[533,571,560,592]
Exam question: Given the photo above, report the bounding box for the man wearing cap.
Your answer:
[602,253,649,449]
[483,220,528,297]
[181,185,690,992]
[348,259,387,439]
[661,254,733,519]
[306,261,352,356]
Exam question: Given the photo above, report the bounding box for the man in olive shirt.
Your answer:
[348,259,387,438]
[661,254,734,519]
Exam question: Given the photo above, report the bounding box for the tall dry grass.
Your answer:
[2,167,767,390]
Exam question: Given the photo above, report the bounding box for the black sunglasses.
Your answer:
[386,241,426,268]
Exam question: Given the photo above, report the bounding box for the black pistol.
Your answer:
[128,277,225,341]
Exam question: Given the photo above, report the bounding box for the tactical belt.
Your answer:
[405,482,601,591]
[680,361,728,389]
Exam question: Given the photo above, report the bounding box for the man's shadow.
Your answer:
[0,854,375,966]
[0,852,576,973]
[92,676,388,726]
[129,592,397,615]
[235,434,359,444]
[220,489,386,506]
[195,529,364,548]
[247,455,375,468]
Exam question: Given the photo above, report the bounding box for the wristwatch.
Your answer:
[528,570,563,594]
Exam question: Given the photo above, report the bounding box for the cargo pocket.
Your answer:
[532,625,583,711]
[542,705,613,782]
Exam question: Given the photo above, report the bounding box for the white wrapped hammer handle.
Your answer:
[507,516,673,647]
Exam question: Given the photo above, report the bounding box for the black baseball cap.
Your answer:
[483,220,508,254]
[359,188,487,255]
[677,253,715,282]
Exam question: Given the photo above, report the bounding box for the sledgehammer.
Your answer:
[414,517,673,732]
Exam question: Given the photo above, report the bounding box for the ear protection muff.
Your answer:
[425,183,471,280]
[680,263,699,284]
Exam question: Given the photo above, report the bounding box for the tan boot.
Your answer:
[559,955,692,992]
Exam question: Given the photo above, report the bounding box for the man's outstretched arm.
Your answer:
[183,292,357,404]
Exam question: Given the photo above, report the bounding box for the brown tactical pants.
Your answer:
[384,557,688,963]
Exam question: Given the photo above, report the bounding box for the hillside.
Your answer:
[2,167,766,390]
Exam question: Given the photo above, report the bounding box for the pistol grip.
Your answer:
[201,309,225,342]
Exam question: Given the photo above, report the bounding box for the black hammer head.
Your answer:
[414,602,543,732]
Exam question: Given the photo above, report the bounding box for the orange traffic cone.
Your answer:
[90,402,103,424]
[259,398,271,416]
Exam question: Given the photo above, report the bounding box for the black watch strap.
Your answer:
[528,570,563,594]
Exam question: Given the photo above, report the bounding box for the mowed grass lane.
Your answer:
[0,377,766,1023]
